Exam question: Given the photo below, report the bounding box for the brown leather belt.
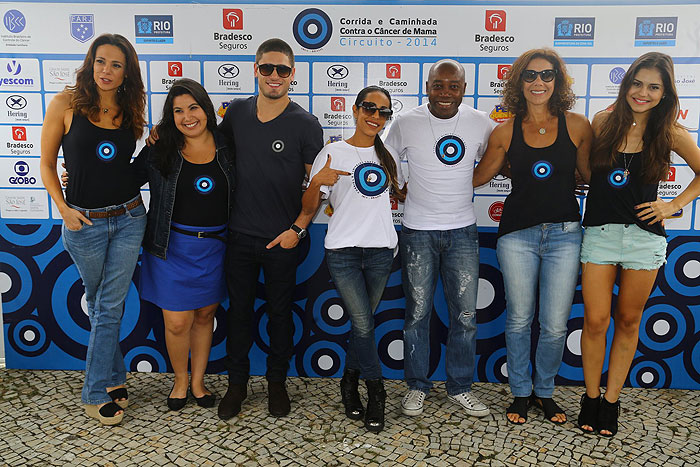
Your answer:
[78,197,143,219]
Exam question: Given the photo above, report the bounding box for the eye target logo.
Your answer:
[194,176,215,194]
[96,141,117,162]
[353,162,388,198]
[435,135,465,165]
[293,8,332,50]
[608,169,629,188]
[532,160,553,180]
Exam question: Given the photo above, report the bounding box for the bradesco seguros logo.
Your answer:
[293,8,333,51]
[475,10,514,54]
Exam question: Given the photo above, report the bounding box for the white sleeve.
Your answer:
[385,143,405,187]
[383,117,406,162]
[308,146,332,198]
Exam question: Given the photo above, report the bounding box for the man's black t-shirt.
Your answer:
[219,96,323,239]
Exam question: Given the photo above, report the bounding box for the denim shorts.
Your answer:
[580,223,667,270]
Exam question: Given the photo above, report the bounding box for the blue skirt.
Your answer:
[139,222,227,311]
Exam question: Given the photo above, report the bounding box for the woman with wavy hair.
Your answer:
[474,48,592,425]
[40,33,146,425]
[578,52,700,437]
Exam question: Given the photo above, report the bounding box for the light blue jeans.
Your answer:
[496,222,582,398]
[400,224,479,396]
[326,247,394,381]
[62,196,146,404]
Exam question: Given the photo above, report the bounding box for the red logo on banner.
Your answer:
[390,196,398,210]
[223,9,243,30]
[678,108,689,121]
[11,126,26,141]
[485,10,506,31]
[386,64,401,79]
[488,201,504,222]
[667,167,676,181]
[168,62,182,77]
[497,65,511,80]
[331,97,345,111]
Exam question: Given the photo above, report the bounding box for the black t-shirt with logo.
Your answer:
[171,157,228,227]
[219,96,323,239]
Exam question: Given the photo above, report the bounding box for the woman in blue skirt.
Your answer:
[133,78,234,410]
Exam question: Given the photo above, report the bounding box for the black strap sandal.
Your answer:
[597,396,620,437]
[506,396,530,424]
[531,395,566,425]
[107,387,129,409]
[577,393,600,433]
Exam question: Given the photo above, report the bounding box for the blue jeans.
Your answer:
[400,224,479,396]
[326,247,394,381]
[496,222,582,398]
[62,196,146,404]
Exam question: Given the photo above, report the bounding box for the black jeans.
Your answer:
[224,231,298,384]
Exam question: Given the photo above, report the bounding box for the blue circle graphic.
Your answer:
[532,160,553,180]
[353,162,388,197]
[435,135,465,165]
[293,8,332,50]
[96,141,117,161]
[608,168,628,188]
[194,176,215,194]
[3,10,26,33]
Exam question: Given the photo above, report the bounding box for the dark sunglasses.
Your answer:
[358,101,393,119]
[521,69,557,83]
[257,63,292,78]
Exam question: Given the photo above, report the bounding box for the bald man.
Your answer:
[385,59,496,418]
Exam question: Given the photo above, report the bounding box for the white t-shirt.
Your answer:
[384,103,495,230]
[309,140,404,249]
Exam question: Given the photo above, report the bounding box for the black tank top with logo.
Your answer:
[62,113,139,208]
[583,151,666,237]
[498,113,581,237]
[172,157,228,226]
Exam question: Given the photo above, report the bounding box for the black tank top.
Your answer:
[583,151,665,237]
[498,113,580,237]
[171,157,228,226]
[62,114,139,208]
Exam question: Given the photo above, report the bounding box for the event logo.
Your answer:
[327,64,349,80]
[609,67,626,85]
[489,104,512,123]
[70,14,94,43]
[271,140,285,153]
[386,64,401,79]
[6,60,20,75]
[218,63,239,79]
[96,141,117,162]
[635,17,677,46]
[135,15,173,44]
[293,8,333,50]
[488,201,504,222]
[10,160,35,185]
[353,162,388,198]
[168,62,182,77]
[667,167,676,182]
[6,95,26,109]
[485,10,506,31]
[554,17,595,47]
[497,65,510,80]
[330,97,345,112]
[532,160,553,180]
[194,176,214,194]
[435,135,466,166]
[608,169,628,188]
[391,99,404,113]
[12,126,26,141]
[223,9,243,30]
[14,160,28,176]
[3,10,25,33]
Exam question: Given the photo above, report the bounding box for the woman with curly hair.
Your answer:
[474,48,592,425]
[40,34,146,425]
[578,52,700,437]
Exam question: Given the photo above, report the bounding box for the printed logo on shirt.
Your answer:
[96,141,117,162]
[607,169,629,188]
[531,160,553,180]
[271,140,285,153]
[353,162,388,198]
[435,135,465,166]
[194,175,215,194]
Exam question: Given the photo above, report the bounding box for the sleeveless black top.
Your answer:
[498,113,580,237]
[583,151,666,237]
[172,157,228,226]
[62,114,138,208]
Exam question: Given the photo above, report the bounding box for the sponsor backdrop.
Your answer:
[2,1,700,390]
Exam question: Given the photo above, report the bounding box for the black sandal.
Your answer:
[531,395,566,425]
[107,387,129,409]
[597,396,620,437]
[577,393,600,433]
[506,396,530,424]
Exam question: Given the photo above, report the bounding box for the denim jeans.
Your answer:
[62,196,146,405]
[496,222,582,398]
[400,224,479,396]
[326,247,394,381]
[224,231,299,384]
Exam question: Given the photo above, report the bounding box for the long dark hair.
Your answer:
[66,33,146,139]
[501,48,576,118]
[354,86,404,201]
[590,52,679,183]
[153,78,218,176]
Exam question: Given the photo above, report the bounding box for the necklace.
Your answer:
[102,107,109,114]
[538,127,546,135]
[428,106,461,145]
[622,152,635,180]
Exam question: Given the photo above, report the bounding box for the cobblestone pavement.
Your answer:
[0,369,698,466]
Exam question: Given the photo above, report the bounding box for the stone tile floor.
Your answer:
[0,369,698,466]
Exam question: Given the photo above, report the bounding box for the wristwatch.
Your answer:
[290,223,307,239]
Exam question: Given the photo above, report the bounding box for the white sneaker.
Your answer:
[448,391,490,417]
[401,389,426,416]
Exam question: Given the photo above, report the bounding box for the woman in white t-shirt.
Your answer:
[301,86,405,433]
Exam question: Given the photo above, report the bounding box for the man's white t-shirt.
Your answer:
[309,140,405,249]
[384,104,495,231]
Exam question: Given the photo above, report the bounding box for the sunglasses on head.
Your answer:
[358,101,393,119]
[257,63,292,78]
[521,69,557,83]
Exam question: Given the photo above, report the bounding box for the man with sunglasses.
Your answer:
[217,38,323,420]
[384,59,495,419]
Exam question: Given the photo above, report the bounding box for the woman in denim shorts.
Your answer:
[578,52,700,437]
